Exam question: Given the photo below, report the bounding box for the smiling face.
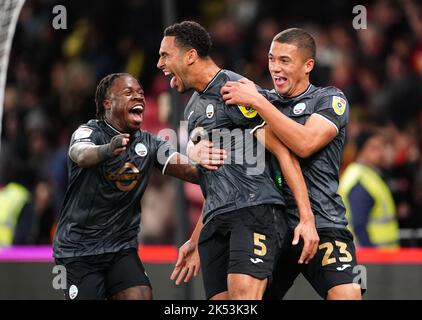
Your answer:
[104,75,145,132]
[157,36,190,93]
[268,41,314,97]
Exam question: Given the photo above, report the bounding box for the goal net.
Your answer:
[0,0,25,148]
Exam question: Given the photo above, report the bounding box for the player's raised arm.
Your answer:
[221,78,337,158]
[255,126,319,264]
[252,92,336,158]
[69,133,130,168]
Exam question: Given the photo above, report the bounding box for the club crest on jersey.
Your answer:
[135,143,148,157]
[293,103,306,115]
[69,285,78,300]
[206,104,214,118]
[332,96,346,115]
[238,105,257,118]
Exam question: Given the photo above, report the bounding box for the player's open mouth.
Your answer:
[274,76,288,86]
[129,104,144,115]
[164,71,179,89]
[129,104,144,124]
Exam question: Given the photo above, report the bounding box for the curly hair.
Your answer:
[164,21,212,58]
[95,73,134,120]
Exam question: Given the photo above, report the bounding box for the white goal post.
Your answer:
[0,0,26,149]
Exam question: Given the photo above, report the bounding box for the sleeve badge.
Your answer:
[74,127,93,140]
[332,96,347,115]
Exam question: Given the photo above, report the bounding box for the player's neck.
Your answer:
[104,118,127,134]
[192,60,221,93]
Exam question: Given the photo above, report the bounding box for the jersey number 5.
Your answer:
[253,233,267,256]
[319,241,352,266]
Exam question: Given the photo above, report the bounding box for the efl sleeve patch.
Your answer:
[237,105,258,118]
[332,96,347,116]
[73,127,93,140]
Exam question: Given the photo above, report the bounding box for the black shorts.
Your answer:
[55,248,151,300]
[198,204,287,299]
[265,228,365,299]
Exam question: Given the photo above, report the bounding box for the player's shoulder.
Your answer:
[71,119,101,140]
[201,69,243,95]
[185,92,200,118]
[77,119,101,131]
[260,88,280,102]
[310,86,349,119]
[187,91,200,104]
[312,85,348,101]
[220,69,244,82]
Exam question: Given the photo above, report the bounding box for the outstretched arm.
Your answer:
[164,153,200,184]
[255,126,319,263]
[69,133,130,167]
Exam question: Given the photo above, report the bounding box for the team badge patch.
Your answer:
[69,285,78,300]
[206,104,214,118]
[293,102,306,115]
[74,127,92,140]
[238,105,257,118]
[135,143,148,157]
[332,96,347,115]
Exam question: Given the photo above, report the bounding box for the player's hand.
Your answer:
[110,133,130,155]
[170,239,200,285]
[220,78,261,108]
[188,140,226,170]
[293,216,319,264]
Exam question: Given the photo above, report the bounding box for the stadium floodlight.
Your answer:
[0,0,25,150]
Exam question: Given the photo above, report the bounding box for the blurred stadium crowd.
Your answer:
[1,0,421,246]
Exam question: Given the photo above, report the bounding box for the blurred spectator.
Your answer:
[0,157,37,246]
[338,130,399,248]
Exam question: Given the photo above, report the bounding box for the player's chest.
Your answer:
[97,138,156,192]
[102,139,155,178]
[187,95,231,132]
[279,98,316,124]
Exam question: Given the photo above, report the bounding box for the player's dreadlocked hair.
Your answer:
[164,21,212,58]
[95,73,128,120]
[273,28,316,60]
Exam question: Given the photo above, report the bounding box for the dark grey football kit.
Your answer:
[185,69,287,299]
[262,84,364,299]
[54,119,176,299]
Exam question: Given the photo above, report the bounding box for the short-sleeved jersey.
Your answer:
[53,120,176,258]
[265,84,349,230]
[185,69,284,224]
